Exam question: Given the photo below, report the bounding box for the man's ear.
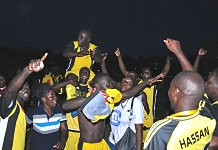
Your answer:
[95,83,100,89]
[87,37,91,43]
[41,97,46,103]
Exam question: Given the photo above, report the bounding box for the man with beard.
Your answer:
[0,53,47,150]
[62,29,103,84]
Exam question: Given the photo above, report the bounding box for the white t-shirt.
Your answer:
[108,96,144,144]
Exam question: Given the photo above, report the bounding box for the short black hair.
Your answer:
[92,73,109,85]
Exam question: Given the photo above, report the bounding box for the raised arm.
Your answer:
[161,55,171,79]
[121,74,163,100]
[193,48,207,72]
[3,53,47,106]
[100,53,121,89]
[164,38,194,71]
[115,48,130,77]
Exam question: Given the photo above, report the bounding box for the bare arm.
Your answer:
[62,96,86,111]
[209,136,218,150]
[141,92,149,114]
[53,121,68,149]
[4,53,47,106]
[62,42,89,58]
[121,74,163,100]
[193,48,207,72]
[164,38,194,71]
[52,79,78,89]
[100,54,121,89]
[115,48,129,76]
[135,124,143,150]
[161,55,171,79]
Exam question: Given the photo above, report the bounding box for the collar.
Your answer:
[170,109,198,117]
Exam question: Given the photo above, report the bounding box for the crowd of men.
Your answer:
[0,29,218,150]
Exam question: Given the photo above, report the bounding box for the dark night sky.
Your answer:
[1,1,218,58]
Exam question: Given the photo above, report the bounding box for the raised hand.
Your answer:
[146,73,163,85]
[164,38,182,54]
[198,48,207,56]
[28,53,48,72]
[102,53,108,61]
[115,48,121,57]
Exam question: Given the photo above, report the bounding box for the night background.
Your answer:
[1,1,218,145]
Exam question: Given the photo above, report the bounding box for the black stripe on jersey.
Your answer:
[2,105,20,150]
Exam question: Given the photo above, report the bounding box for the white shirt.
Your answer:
[108,96,144,144]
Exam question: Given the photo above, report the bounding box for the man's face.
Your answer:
[43,91,57,108]
[0,76,6,88]
[79,68,90,84]
[98,76,113,92]
[127,72,137,81]
[141,68,152,80]
[78,31,89,47]
[18,82,30,102]
[120,77,133,92]
[206,71,218,101]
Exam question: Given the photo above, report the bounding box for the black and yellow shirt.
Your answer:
[143,111,216,150]
[65,41,97,82]
[0,99,26,150]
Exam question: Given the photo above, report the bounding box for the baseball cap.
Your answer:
[34,83,56,96]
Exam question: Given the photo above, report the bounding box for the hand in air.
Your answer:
[146,73,163,85]
[198,48,207,56]
[114,48,121,57]
[28,53,48,72]
[102,53,108,61]
[164,38,182,54]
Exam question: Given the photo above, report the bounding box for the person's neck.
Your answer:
[17,98,24,107]
[43,105,53,116]
[80,44,90,51]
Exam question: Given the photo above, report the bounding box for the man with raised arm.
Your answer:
[0,53,47,150]
[143,38,216,150]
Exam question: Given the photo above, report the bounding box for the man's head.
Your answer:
[51,65,59,75]
[206,68,218,102]
[127,71,139,82]
[120,76,137,92]
[66,72,78,82]
[17,81,30,103]
[0,75,6,88]
[92,73,113,92]
[168,70,205,112]
[77,29,92,47]
[141,67,152,81]
[79,67,90,84]
[35,83,57,108]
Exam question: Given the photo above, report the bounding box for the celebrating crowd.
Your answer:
[0,29,218,150]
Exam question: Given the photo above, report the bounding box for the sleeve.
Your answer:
[212,104,218,136]
[64,41,75,52]
[0,94,16,119]
[143,121,170,150]
[133,98,144,124]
